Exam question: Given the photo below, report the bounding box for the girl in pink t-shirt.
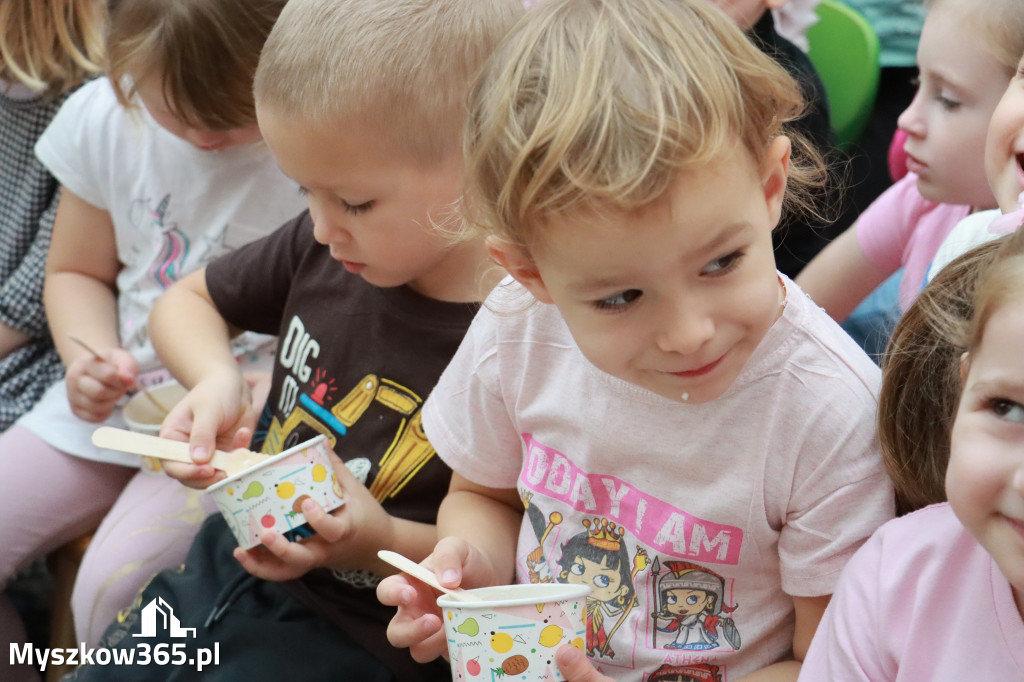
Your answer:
[799,230,1024,680]
[796,0,1024,322]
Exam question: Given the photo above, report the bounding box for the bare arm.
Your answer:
[44,189,120,367]
[794,225,890,323]
[436,472,525,585]
[0,323,31,358]
[734,594,830,682]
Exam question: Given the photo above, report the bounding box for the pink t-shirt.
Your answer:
[799,503,1024,681]
[423,276,893,680]
[855,173,971,312]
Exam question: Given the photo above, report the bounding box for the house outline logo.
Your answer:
[132,597,197,639]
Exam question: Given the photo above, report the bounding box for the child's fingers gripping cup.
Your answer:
[121,379,189,472]
[439,583,590,681]
[205,435,346,549]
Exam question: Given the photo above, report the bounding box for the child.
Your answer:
[795,0,1024,350]
[798,229,1024,679]
[0,1,104,676]
[64,0,521,680]
[0,0,103,432]
[927,49,1024,280]
[377,1,893,679]
[0,0,306,651]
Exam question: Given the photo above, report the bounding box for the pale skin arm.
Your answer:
[148,268,256,487]
[794,224,890,323]
[554,593,830,681]
[44,189,137,422]
[0,323,31,358]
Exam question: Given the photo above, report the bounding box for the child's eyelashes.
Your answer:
[592,289,642,312]
[984,397,1024,423]
[936,94,961,112]
[294,187,373,215]
[702,250,744,276]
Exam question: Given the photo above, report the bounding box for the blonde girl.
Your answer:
[0,0,103,432]
[0,0,306,657]
[800,229,1024,680]
[796,0,1024,351]
[378,1,893,679]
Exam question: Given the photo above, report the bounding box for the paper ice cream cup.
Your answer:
[122,379,188,472]
[205,435,345,549]
[438,583,590,681]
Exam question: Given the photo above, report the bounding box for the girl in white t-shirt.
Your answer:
[800,230,1024,680]
[0,0,306,656]
[377,1,893,680]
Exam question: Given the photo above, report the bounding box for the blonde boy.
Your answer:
[66,1,521,680]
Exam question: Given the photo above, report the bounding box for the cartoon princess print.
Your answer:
[555,517,648,660]
[651,560,740,652]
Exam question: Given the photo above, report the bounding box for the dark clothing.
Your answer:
[69,212,474,681]
[749,11,841,278]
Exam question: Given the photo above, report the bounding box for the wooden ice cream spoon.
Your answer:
[91,426,269,478]
[377,550,472,601]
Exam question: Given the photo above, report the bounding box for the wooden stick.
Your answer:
[68,335,171,415]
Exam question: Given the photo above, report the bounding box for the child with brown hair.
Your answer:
[0,0,306,656]
[378,0,893,679]
[799,229,1024,679]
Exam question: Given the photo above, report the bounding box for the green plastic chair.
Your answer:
[805,0,881,149]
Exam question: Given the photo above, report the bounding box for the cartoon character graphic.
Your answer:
[522,491,562,583]
[143,194,190,288]
[556,517,648,660]
[647,662,723,682]
[651,560,740,652]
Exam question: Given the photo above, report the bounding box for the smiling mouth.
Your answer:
[668,355,724,378]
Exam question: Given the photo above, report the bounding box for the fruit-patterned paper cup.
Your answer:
[438,583,590,681]
[205,435,345,549]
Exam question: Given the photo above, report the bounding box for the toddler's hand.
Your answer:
[159,369,255,489]
[377,536,498,663]
[65,347,136,422]
[556,645,613,681]
[233,453,393,581]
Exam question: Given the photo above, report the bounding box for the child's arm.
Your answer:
[795,225,889,323]
[149,268,257,488]
[44,188,137,421]
[378,473,523,661]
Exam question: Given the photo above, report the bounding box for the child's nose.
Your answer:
[310,204,353,246]
[655,305,714,356]
[897,89,926,138]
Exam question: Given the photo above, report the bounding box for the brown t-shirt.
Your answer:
[207,211,478,679]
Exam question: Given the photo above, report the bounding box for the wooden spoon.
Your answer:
[91,426,269,478]
[377,550,472,601]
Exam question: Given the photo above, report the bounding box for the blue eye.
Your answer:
[593,575,610,588]
[686,595,699,606]
[593,289,642,311]
[570,563,585,576]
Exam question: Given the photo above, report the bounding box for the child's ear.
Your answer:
[485,236,554,304]
[761,135,791,229]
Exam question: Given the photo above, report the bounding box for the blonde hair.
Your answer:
[927,0,1024,77]
[463,0,825,250]
[255,0,524,164]
[0,0,104,97]
[106,0,288,131]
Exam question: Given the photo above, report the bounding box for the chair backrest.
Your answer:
[806,0,881,149]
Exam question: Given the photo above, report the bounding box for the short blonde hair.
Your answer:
[106,0,287,131]
[0,0,104,97]
[254,0,523,164]
[463,0,825,249]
